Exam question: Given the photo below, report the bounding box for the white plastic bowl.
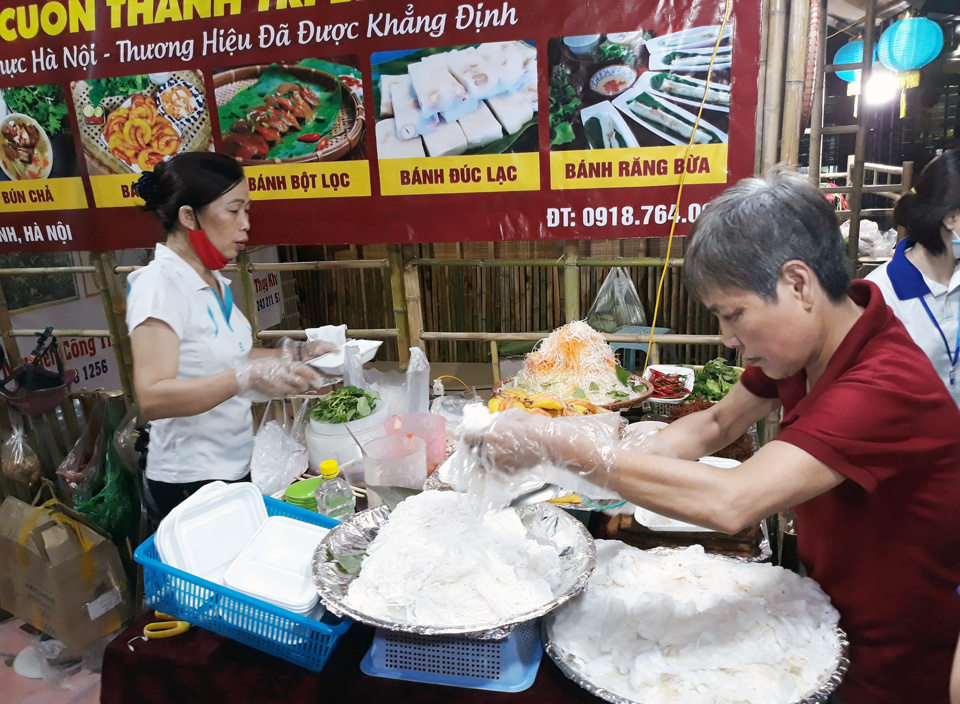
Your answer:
[564,34,602,56]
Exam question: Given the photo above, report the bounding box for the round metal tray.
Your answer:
[311,502,596,640]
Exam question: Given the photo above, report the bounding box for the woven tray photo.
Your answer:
[213,64,365,165]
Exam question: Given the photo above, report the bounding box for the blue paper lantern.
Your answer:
[834,41,877,82]
[878,17,944,72]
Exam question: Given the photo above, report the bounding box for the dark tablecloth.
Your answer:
[101,613,603,704]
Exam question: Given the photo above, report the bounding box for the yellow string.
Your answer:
[643,0,733,375]
[435,375,470,391]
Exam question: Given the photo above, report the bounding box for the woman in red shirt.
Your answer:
[468,172,960,704]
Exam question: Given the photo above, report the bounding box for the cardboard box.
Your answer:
[0,497,133,651]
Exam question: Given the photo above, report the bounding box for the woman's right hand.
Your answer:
[235,357,321,401]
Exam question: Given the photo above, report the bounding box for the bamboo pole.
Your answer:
[0,266,96,275]
[256,328,399,340]
[846,0,876,261]
[387,245,411,369]
[490,340,501,385]
[97,251,135,404]
[808,0,827,184]
[779,0,812,169]
[755,0,770,175]
[0,278,23,371]
[419,331,722,344]
[9,329,111,337]
[112,260,388,275]
[91,253,134,401]
[563,243,580,322]
[762,0,788,172]
[234,250,259,345]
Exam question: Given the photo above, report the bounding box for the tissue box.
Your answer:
[0,497,133,650]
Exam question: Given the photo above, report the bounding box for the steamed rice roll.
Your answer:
[376,119,426,159]
[408,60,467,117]
[422,120,468,157]
[457,102,503,150]
[378,74,409,117]
[486,91,535,135]
[391,81,440,140]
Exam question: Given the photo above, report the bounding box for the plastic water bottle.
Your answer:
[315,460,356,520]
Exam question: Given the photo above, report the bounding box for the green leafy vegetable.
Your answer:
[589,382,600,392]
[615,364,631,386]
[583,116,627,150]
[86,75,152,108]
[549,66,580,146]
[691,358,741,402]
[597,42,630,62]
[571,387,587,399]
[310,386,380,424]
[3,85,69,139]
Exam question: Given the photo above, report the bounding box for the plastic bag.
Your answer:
[56,400,106,503]
[251,401,309,497]
[112,404,143,476]
[586,267,647,333]
[2,413,41,487]
[73,403,138,545]
[362,347,432,416]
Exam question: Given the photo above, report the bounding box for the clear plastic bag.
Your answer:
[2,413,42,487]
[57,401,107,504]
[111,404,143,476]
[586,267,647,333]
[361,347,432,416]
[250,400,309,497]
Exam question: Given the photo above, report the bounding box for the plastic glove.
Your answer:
[236,357,321,402]
[281,338,341,362]
[460,408,619,482]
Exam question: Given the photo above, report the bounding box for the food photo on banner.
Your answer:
[372,42,539,159]
[548,27,731,151]
[0,83,77,182]
[214,57,366,164]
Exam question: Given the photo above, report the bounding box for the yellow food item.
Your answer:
[488,398,503,413]
[530,394,564,411]
[102,93,182,170]
[501,388,529,399]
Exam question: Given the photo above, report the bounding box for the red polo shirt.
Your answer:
[741,280,960,704]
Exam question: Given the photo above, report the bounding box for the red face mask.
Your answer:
[188,229,231,270]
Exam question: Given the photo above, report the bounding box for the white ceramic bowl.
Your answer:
[590,65,638,96]
[564,35,602,56]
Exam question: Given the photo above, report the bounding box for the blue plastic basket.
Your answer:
[134,496,351,672]
[360,619,543,692]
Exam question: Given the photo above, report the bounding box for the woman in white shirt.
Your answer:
[127,152,335,516]
[866,150,960,408]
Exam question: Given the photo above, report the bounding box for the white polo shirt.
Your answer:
[866,239,960,409]
[126,244,254,483]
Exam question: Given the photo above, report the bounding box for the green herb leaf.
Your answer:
[615,364,631,386]
[589,382,600,392]
[571,387,587,399]
[310,386,379,424]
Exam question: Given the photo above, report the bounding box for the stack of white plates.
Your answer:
[156,482,268,585]
[224,516,329,615]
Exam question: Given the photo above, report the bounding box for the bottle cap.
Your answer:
[320,459,340,479]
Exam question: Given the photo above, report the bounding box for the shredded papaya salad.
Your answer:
[511,321,646,406]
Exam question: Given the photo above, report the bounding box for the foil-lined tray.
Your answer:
[311,502,596,640]
[542,547,850,704]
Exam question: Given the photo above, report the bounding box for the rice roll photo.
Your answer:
[662,47,732,68]
[584,113,628,150]
[627,93,722,144]
[457,102,504,150]
[408,60,467,116]
[376,118,426,159]
[650,73,730,107]
[486,91,535,135]
[391,81,440,140]
[422,119,468,157]
[378,74,410,117]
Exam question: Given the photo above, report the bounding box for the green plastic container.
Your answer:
[284,477,324,512]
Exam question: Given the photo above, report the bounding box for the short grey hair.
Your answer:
[683,171,852,303]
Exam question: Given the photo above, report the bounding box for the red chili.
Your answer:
[315,137,330,151]
[297,133,322,143]
[649,370,688,399]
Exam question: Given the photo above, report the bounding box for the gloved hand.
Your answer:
[235,357,321,402]
[459,408,620,483]
[281,338,341,363]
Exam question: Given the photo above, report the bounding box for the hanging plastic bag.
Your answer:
[251,400,309,497]
[586,267,647,333]
[363,347,431,416]
[56,400,107,504]
[72,403,138,546]
[1,413,41,488]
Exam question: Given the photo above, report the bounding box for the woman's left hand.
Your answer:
[281,338,340,362]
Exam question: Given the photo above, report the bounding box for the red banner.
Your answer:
[0,0,760,251]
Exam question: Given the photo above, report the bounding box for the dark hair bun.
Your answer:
[141,152,245,233]
[892,190,916,231]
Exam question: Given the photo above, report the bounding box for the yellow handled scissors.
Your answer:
[143,611,190,639]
